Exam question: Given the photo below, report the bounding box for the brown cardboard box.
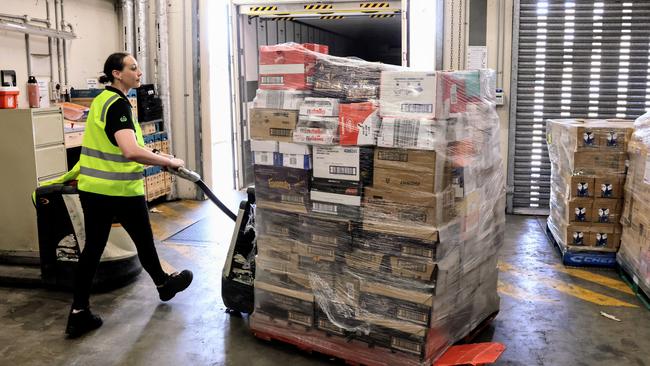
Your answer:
[373,167,435,194]
[568,198,593,223]
[374,148,436,172]
[389,256,436,282]
[293,241,337,262]
[364,185,438,207]
[362,199,438,226]
[362,219,439,242]
[570,176,595,198]
[595,175,625,199]
[359,280,434,326]
[592,198,623,224]
[565,224,592,246]
[250,108,298,142]
[344,249,385,273]
[572,151,627,175]
[254,281,315,327]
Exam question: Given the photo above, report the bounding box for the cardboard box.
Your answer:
[359,281,434,327]
[377,118,439,150]
[311,178,362,206]
[362,219,439,242]
[299,97,340,117]
[380,71,437,118]
[299,214,352,248]
[257,209,300,238]
[565,224,592,246]
[353,229,439,260]
[373,167,435,194]
[251,140,279,152]
[389,256,436,282]
[292,126,338,145]
[572,150,628,175]
[570,176,595,198]
[250,108,298,142]
[374,147,436,172]
[258,43,327,90]
[252,89,308,110]
[568,198,594,223]
[592,198,623,224]
[313,146,373,182]
[595,175,625,199]
[437,70,487,117]
[362,197,441,227]
[279,143,312,169]
[344,249,385,273]
[339,101,380,146]
[364,185,439,208]
[254,165,310,207]
[254,281,315,327]
[252,151,282,166]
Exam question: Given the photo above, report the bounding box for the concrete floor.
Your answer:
[1,200,649,366]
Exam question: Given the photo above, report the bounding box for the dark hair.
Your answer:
[98,52,130,84]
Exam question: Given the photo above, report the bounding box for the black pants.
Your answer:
[72,191,168,309]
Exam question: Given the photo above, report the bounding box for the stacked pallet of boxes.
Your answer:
[547,119,634,255]
[618,113,650,297]
[249,43,504,366]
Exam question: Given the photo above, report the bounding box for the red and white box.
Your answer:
[259,43,329,90]
[339,101,380,146]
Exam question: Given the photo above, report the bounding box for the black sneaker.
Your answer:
[65,308,103,338]
[158,270,193,301]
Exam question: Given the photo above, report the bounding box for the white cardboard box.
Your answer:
[379,71,437,119]
[251,140,279,152]
[292,126,338,145]
[279,142,311,155]
[299,97,340,117]
[253,90,309,110]
[313,146,361,181]
[253,151,281,166]
[377,118,439,150]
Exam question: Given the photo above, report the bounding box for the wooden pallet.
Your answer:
[618,258,650,311]
[250,311,503,366]
[545,224,617,268]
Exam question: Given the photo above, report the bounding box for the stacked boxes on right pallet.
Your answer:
[547,119,634,253]
[248,43,505,366]
[618,116,650,294]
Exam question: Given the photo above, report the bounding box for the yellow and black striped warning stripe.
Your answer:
[369,14,394,18]
[269,17,295,21]
[249,5,278,12]
[304,4,333,10]
[320,15,344,20]
[360,2,389,8]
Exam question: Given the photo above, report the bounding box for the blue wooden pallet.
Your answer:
[545,224,617,268]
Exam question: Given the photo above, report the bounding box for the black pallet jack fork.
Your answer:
[169,168,256,314]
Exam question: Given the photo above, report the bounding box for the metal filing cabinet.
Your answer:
[0,107,67,255]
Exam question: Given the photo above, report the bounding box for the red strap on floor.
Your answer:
[434,342,506,366]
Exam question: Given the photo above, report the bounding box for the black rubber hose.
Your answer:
[195,180,238,222]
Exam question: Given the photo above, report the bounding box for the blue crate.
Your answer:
[70,88,103,98]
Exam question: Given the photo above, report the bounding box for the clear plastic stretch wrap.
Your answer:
[618,112,650,294]
[546,119,634,252]
[249,43,504,365]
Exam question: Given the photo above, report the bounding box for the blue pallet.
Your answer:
[545,224,617,268]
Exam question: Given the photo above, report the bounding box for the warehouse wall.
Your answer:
[0,0,119,108]
[443,0,514,179]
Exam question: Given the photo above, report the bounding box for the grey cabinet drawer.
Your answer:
[35,144,67,179]
[32,111,64,146]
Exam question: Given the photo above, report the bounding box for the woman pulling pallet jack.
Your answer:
[168,167,256,315]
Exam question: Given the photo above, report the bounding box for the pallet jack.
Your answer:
[169,167,256,314]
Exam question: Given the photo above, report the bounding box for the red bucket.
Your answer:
[0,87,19,109]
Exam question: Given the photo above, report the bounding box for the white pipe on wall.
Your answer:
[156,0,175,197]
[120,0,135,54]
[135,0,149,83]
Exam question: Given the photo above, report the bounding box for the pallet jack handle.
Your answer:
[167,167,238,222]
